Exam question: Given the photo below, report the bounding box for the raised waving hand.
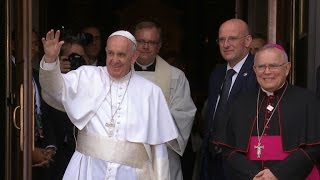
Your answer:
[41,29,64,63]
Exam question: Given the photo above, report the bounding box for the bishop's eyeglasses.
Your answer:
[254,62,288,72]
[136,39,160,47]
[216,35,249,45]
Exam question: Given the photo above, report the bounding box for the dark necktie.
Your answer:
[211,69,236,133]
[217,69,236,110]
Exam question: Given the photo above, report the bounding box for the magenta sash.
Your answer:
[247,136,319,180]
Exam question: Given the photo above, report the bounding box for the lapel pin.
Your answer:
[243,73,248,76]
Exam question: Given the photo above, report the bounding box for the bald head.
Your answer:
[218,19,252,67]
[219,19,249,36]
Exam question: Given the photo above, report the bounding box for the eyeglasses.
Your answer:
[216,35,249,45]
[136,39,160,47]
[254,62,288,72]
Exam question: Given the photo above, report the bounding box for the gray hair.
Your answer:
[255,43,288,62]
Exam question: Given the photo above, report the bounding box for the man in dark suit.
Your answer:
[200,19,258,180]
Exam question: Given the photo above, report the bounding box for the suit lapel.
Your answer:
[229,54,255,101]
[207,64,227,126]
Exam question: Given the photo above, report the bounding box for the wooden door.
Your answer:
[4,0,34,179]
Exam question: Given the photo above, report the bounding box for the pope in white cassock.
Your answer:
[39,29,179,180]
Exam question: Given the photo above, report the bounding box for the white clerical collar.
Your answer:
[261,88,274,96]
[261,82,286,96]
[227,53,248,74]
[136,60,155,70]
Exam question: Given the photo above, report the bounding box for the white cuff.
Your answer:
[40,56,59,70]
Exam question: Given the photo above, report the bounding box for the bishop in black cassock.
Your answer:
[213,44,320,180]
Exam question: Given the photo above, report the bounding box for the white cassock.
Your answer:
[135,56,197,180]
[39,58,178,180]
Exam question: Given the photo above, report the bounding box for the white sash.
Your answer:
[76,131,152,179]
[76,131,148,168]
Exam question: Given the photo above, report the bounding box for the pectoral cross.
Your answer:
[105,122,115,128]
[105,119,115,137]
[254,142,264,158]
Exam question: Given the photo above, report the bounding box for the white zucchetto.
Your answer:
[108,30,137,46]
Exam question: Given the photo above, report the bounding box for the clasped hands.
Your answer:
[32,147,55,167]
[253,169,278,180]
